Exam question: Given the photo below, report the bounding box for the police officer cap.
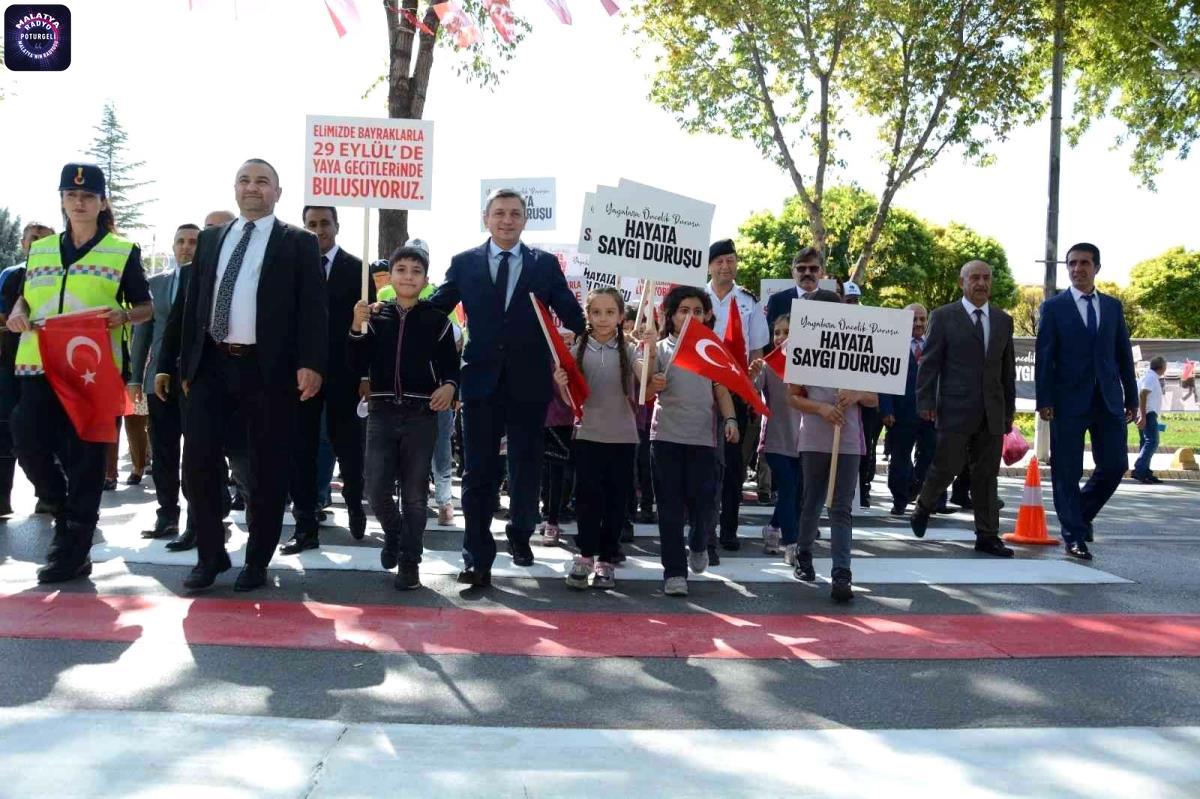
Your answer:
[369,259,391,275]
[709,238,736,263]
[59,163,106,198]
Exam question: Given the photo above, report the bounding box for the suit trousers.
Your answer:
[886,421,935,508]
[291,384,366,534]
[718,397,749,544]
[917,418,1003,537]
[460,388,547,572]
[147,392,184,523]
[0,367,20,505]
[183,341,296,569]
[858,405,883,492]
[1050,388,1128,545]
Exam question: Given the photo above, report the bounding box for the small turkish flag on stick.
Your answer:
[37,310,127,443]
[671,315,769,417]
[763,344,787,379]
[530,293,589,420]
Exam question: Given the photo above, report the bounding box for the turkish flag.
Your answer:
[483,0,516,43]
[433,1,481,47]
[763,344,786,379]
[37,311,127,443]
[672,315,769,417]
[722,296,747,366]
[529,293,589,420]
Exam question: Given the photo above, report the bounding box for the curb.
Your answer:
[872,463,1200,482]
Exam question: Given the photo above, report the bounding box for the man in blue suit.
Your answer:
[427,189,585,585]
[765,246,824,329]
[1036,242,1138,560]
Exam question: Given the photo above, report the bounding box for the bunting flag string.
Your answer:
[483,0,516,44]
[432,0,480,48]
[399,6,435,36]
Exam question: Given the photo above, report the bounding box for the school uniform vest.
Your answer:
[15,232,133,375]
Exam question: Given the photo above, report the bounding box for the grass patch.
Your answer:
[1012,412,1200,450]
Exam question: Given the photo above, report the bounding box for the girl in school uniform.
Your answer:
[757,314,803,559]
[646,286,737,598]
[554,287,646,590]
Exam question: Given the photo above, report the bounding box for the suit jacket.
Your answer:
[155,265,193,380]
[1035,289,1137,418]
[323,247,375,392]
[879,350,922,429]
[426,240,584,403]
[765,286,802,330]
[175,218,327,388]
[916,301,1016,435]
[131,267,187,394]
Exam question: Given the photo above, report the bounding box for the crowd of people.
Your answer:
[0,158,1145,602]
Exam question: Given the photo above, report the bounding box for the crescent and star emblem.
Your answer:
[65,335,102,385]
[695,338,737,373]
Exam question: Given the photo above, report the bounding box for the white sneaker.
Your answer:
[664,576,688,596]
[590,561,616,590]
[566,555,593,590]
[763,525,783,555]
[688,549,708,575]
[437,502,455,527]
[540,523,562,547]
[783,543,798,566]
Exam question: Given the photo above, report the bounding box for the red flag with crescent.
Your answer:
[483,0,516,43]
[432,1,480,47]
[722,294,747,366]
[37,310,128,443]
[672,315,769,416]
[530,293,589,420]
[763,344,787,379]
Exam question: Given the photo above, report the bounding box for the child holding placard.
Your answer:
[786,290,878,602]
[554,288,647,591]
[757,315,803,559]
[646,286,738,598]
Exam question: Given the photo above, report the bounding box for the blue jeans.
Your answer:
[764,453,801,545]
[1133,411,1159,477]
[432,409,454,506]
[799,451,859,573]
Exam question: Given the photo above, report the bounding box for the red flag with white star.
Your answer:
[672,315,769,417]
[37,310,128,443]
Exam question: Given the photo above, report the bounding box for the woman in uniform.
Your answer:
[5,163,153,583]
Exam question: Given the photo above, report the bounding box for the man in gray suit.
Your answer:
[909,260,1016,556]
[131,223,199,540]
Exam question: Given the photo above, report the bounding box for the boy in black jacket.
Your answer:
[350,246,459,590]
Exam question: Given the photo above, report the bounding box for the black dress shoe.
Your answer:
[935,503,955,514]
[395,562,421,590]
[166,528,197,552]
[910,506,930,538]
[0,501,12,517]
[380,533,400,571]
[706,545,720,566]
[619,521,635,543]
[719,538,741,552]
[349,510,367,541]
[183,553,232,590]
[507,540,534,567]
[888,505,907,516]
[280,530,319,555]
[233,565,269,592]
[456,568,491,587]
[1066,542,1093,560]
[125,473,143,485]
[141,521,179,539]
[230,494,246,511]
[102,478,118,491]
[34,498,63,515]
[974,536,1014,558]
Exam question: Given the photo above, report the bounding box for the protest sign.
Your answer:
[784,300,914,395]
[760,279,796,306]
[305,114,433,209]
[481,177,556,231]
[579,179,714,286]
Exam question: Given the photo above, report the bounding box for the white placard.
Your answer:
[760,279,796,306]
[784,300,914,394]
[579,179,714,286]
[305,114,433,210]
[481,177,556,231]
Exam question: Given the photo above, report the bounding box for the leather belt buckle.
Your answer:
[213,339,255,357]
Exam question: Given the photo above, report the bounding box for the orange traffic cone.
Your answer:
[1003,457,1059,546]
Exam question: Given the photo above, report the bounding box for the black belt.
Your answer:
[211,338,257,357]
[369,396,429,410]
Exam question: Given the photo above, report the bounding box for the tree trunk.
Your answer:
[850,186,899,285]
[379,1,440,260]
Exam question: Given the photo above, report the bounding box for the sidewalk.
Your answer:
[874,449,1197,480]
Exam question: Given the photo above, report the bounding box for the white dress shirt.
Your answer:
[706,281,771,359]
[322,244,340,279]
[1068,285,1101,329]
[961,296,990,354]
[210,214,274,344]
[488,239,523,310]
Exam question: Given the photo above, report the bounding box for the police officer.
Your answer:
[5,163,153,583]
[705,238,769,556]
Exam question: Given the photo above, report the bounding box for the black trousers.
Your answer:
[575,440,634,562]
[11,376,105,532]
[917,417,1003,537]
[719,397,749,543]
[859,405,883,492]
[652,440,717,580]
[183,342,297,568]
[291,382,365,533]
[628,424,654,515]
[148,391,184,524]
[0,367,20,506]
[886,420,936,507]
[365,401,438,564]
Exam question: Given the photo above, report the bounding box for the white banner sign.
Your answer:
[305,114,433,210]
[784,300,914,394]
[579,179,714,286]
[760,279,796,306]
[481,177,556,231]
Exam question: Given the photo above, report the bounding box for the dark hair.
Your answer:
[176,223,200,233]
[1066,242,1101,266]
[660,285,713,339]
[63,202,116,236]
[793,247,823,267]
[484,188,526,214]
[624,305,639,322]
[810,289,842,303]
[575,287,632,398]
[1150,356,1167,371]
[243,157,280,185]
[388,245,429,272]
[302,206,338,225]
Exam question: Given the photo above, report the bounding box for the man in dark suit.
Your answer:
[132,223,198,540]
[426,189,584,585]
[765,247,824,330]
[910,261,1016,557]
[1036,242,1137,560]
[175,159,327,592]
[280,206,374,554]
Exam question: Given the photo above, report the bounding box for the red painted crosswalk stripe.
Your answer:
[3,592,1200,661]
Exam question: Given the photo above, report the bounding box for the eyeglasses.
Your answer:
[794,265,821,274]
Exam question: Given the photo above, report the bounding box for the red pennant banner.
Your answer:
[722,294,747,367]
[764,345,787,379]
[37,311,127,443]
[599,0,619,14]
[400,6,435,36]
[672,315,769,417]
[544,0,572,24]
[433,1,480,47]
[530,293,589,420]
[323,0,361,37]
[483,0,516,43]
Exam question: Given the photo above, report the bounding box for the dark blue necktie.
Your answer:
[1083,293,1097,336]
[495,250,511,310]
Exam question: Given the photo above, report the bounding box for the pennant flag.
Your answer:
[530,293,589,420]
[544,0,572,24]
[599,0,619,14]
[483,0,516,43]
[400,6,435,36]
[672,315,769,417]
[323,0,361,37]
[764,344,786,379]
[433,1,480,47]
[722,296,747,367]
[37,310,128,443]
[453,302,466,328]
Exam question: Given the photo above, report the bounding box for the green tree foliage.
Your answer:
[0,208,22,269]
[1069,0,1200,188]
[84,102,154,231]
[630,0,1045,283]
[1127,247,1200,337]
[1013,285,1043,336]
[736,186,1015,310]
